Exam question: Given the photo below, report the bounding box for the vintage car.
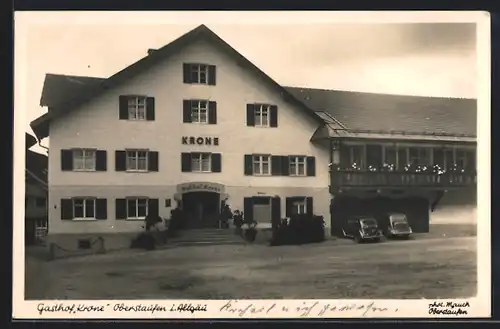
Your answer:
[342,217,383,243]
[378,213,413,239]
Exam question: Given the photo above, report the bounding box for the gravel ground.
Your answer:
[25,224,477,300]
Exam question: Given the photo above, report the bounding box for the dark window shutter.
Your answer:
[208,101,217,124]
[115,150,127,171]
[119,96,129,120]
[95,198,107,220]
[246,104,255,126]
[183,100,192,123]
[148,198,159,217]
[243,197,254,223]
[271,156,282,176]
[211,153,221,172]
[61,199,73,220]
[96,150,107,171]
[61,149,73,171]
[244,155,253,175]
[285,198,292,218]
[183,63,191,83]
[208,65,216,85]
[148,151,159,172]
[281,156,290,176]
[271,197,281,229]
[306,197,314,216]
[146,97,155,121]
[181,153,192,172]
[270,105,278,127]
[306,156,316,176]
[115,199,127,220]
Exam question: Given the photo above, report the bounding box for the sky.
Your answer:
[18,13,479,154]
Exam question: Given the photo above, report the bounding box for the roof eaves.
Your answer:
[30,24,325,139]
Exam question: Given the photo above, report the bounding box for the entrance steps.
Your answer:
[168,229,246,247]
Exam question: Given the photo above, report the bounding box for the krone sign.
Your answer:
[182,136,219,146]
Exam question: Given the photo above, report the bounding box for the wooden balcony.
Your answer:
[330,170,476,190]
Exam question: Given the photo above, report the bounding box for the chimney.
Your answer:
[147,49,158,56]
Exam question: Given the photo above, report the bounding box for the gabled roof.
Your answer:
[26,149,48,189]
[30,24,324,139]
[34,73,478,141]
[285,87,477,138]
[30,24,477,142]
[26,133,37,149]
[40,74,104,108]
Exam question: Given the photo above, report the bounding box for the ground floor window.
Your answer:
[73,198,96,219]
[286,197,307,216]
[127,198,149,219]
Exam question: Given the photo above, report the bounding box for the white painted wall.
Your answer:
[46,39,330,236]
[48,39,328,188]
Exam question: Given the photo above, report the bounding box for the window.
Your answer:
[191,153,212,172]
[35,197,46,208]
[434,148,454,169]
[78,239,91,250]
[73,198,96,220]
[456,149,476,169]
[190,64,209,84]
[126,150,148,171]
[341,145,365,169]
[191,100,208,123]
[409,148,431,166]
[127,96,147,120]
[291,199,307,215]
[73,149,96,171]
[253,155,271,175]
[384,146,408,170]
[127,198,148,219]
[254,104,270,127]
[289,156,306,176]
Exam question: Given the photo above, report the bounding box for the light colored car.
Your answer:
[384,213,412,239]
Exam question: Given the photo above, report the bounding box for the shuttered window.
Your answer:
[60,198,107,220]
[119,96,155,121]
[183,63,216,85]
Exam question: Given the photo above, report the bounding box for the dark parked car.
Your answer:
[342,217,383,243]
[378,213,412,239]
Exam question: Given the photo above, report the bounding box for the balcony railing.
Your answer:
[330,170,476,189]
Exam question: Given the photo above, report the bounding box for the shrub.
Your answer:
[239,211,258,243]
[130,232,156,250]
[244,228,257,242]
[270,214,325,246]
[167,209,185,237]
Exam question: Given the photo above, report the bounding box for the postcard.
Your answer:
[13,10,491,319]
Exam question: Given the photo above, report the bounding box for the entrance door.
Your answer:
[252,197,271,224]
[182,192,220,229]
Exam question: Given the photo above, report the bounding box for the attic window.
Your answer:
[190,64,208,84]
[183,63,216,85]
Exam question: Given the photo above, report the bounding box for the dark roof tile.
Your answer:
[285,87,476,137]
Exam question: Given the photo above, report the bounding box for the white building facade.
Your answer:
[32,26,331,250]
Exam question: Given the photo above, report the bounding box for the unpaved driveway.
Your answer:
[26,235,477,300]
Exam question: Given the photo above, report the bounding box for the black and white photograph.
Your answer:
[14,11,490,318]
